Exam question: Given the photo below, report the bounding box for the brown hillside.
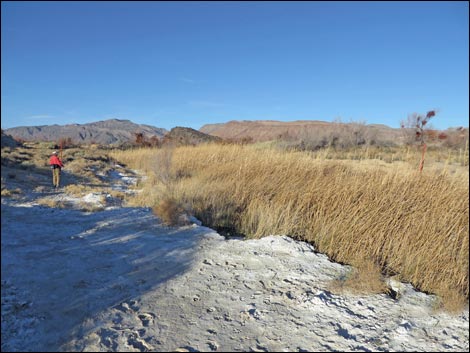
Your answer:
[4,119,167,146]
[200,120,404,146]
[1,130,21,148]
[162,127,223,146]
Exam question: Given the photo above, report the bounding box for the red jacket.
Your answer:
[49,155,64,168]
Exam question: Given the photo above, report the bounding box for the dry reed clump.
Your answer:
[110,143,469,309]
[110,147,157,174]
[64,184,91,197]
[108,190,126,200]
[152,196,189,226]
[329,259,389,295]
[78,201,105,213]
[112,147,199,225]
[36,198,66,209]
[1,187,22,197]
[65,158,89,174]
[432,288,470,314]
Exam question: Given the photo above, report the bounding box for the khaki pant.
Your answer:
[52,168,61,187]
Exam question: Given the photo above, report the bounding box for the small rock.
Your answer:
[207,341,218,351]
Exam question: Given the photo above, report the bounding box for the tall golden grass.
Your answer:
[110,144,469,309]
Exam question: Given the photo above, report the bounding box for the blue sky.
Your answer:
[1,1,468,130]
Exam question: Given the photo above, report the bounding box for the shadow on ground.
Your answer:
[1,203,207,351]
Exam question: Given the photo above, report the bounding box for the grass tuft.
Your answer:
[152,196,189,226]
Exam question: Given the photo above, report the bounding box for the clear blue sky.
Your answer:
[1,1,468,131]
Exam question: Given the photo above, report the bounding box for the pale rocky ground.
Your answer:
[1,164,469,352]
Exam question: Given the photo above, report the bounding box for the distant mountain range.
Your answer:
[4,119,167,145]
[200,120,404,145]
[5,118,464,148]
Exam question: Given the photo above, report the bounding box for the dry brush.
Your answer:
[111,144,469,309]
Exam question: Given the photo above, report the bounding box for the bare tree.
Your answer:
[401,110,436,172]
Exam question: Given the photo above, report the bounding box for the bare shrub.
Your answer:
[134,132,161,147]
[37,198,62,208]
[58,137,73,149]
[152,196,188,226]
[280,119,372,152]
[400,111,436,145]
[401,110,437,172]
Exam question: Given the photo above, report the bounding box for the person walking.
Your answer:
[49,151,64,188]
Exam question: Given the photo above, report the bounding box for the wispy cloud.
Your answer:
[188,100,225,108]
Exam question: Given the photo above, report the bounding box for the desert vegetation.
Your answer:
[0,142,127,211]
[110,142,469,311]
[2,132,468,311]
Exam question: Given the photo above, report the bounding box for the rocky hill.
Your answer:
[200,120,404,146]
[1,130,21,148]
[4,119,167,145]
[162,126,223,146]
